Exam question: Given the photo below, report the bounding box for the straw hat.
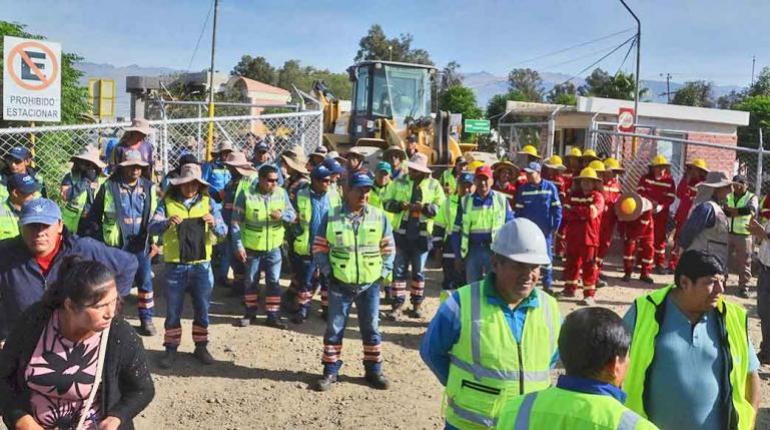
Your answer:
[698,171,732,189]
[71,146,107,169]
[543,155,566,171]
[224,151,257,177]
[686,158,708,172]
[383,145,407,161]
[492,159,518,172]
[169,163,211,187]
[118,150,149,168]
[212,141,234,154]
[576,167,602,181]
[615,192,653,222]
[281,152,309,175]
[650,154,670,167]
[123,118,152,135]
[407,153,432,174]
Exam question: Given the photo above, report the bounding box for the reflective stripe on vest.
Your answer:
[727,192,755,235]
[445,279,559,430]
[163,195,212,263]
[293,187,339,256]
[624,285,755,430]
[326,205,384,285]
[62,177,105,233]
[242,188,287,252]
[460,191,507,258]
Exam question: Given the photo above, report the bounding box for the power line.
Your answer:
[509,28,634,68]
[539,40,635,72]
[615,37,636,76]
[555,35,637,87]
[186,0,215,73]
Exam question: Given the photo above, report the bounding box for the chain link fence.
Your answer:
[497,122,549,159]
[0,110,322,200]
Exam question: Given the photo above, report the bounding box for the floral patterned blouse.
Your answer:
[24,310,103,429]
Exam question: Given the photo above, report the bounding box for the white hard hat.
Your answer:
[491,218,551,265]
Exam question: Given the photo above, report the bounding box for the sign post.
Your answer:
[3,36,62,122]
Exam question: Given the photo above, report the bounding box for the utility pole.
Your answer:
[751,55,756,87]
[659,72,672,103]
[206,0,220,162]
[619,0,641,153]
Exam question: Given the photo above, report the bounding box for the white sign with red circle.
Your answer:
[3,36,61,122]
[617,107,635,133]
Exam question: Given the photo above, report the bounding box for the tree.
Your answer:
[354,24,433,65]
[507,68,543,102]
[440,61,463,92]
[579,68,647,100]
[0,21,89,125]
[734,95,770,148]
[717,90,745,110]
[486,90,525,127]
[547,82,577,105]
[671,81,715,107]
[275,59,352,100]
[438,85,482,120]
[748,67,770,97]
[231,55,277,85]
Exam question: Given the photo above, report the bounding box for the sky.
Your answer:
[1,0,768,86]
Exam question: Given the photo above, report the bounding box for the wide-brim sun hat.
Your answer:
[169,163,211,187]
[615,192,653,222]
[407,153,432,174]
[698,171,732,189]
[281,153,310,175]
[70,146,107,169]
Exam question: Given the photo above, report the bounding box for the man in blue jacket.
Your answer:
[514,161,562,294]
[0,198,138,341]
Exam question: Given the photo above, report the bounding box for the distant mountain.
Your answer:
[74,62,182,118]
[462,71,746,108]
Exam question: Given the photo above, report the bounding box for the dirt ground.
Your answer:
[130,255,770,430]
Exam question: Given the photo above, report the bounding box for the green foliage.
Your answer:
[0,20,89,125]
[547,82,577,105]
[438,85,482,120]
[354,24,433,65]
[231,55,277,85]
[579,68,647,100]
[717,90,745,109]
[672,80,715,107]
[748,67,770,97]
[735,95,770,148]
[507,68,543,102]
[485,90,525,127]
[276,59,352,100]
[440,61,463,92]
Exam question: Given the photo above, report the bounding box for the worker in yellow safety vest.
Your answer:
[622,249,760,430]
[439,155,468,196]
[724,174,758,298]
[496,307,658,430]
[148,163,227,369]
[311,172,395,392]
[421,218,561,429]
[0,174,41,240]
[60,146,107,234]
[433,172,474,300]
[232,164,296,329]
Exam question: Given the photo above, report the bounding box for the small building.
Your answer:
[226,76,292,115]
[501,96,750,178]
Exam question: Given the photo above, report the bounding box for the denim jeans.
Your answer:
[465,244,492,284]
[542,234,554,289]
[290,253,327,316]
[392,247,429,306]
[163,262,213,350]
[134,251,154,320]
[244,248,283,319]
[322,280,382,376]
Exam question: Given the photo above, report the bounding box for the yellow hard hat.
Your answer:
[564,147,583,158]
[544,155,566,170]
[577,167,601,181]
[650,154,670,167]
[467,160,485,172]
[603,157,625,171]
[518,145,542,159]
[686,158,708,171]
[582,149,599,160]
[619,197,637,216]
[588,160,606,172]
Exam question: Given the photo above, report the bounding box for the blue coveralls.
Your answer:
[513,179,562,290]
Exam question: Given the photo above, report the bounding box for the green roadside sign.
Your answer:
[464,119,491,134]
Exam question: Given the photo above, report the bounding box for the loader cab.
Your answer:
[348,61,436,142]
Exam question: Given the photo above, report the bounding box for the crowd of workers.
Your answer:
[0,116,766,429]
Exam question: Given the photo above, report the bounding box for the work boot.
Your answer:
[596,277,608,288]
[409,303,423,319]
[653,266,667,275]
[235,313,257,328]
[320,307,328,321]
[557,287,576,298]
[291,308,308,325]
[136,319,157,337]
[639,275,655,285]
[621,273,632,283]
[737,286,750,299]
[313,374,338,392]
[364,372,390,390]
[386,304,406,321]
[193,345,215,365]
[158,349,177,369]
[580,296,596,306]
[265,316,288,330]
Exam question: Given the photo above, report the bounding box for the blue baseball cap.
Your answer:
[375,161,392,175]
[348,172,374,189]
[323,158,346,175]
[7,174,41,195]
[523,161,542,173]
[459,172,474,184]
[256,142,269,152]
[311,165,333,180]
[20,198,61,226]
[7,146,31,161]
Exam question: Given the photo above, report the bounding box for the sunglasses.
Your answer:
[6,158,24,165]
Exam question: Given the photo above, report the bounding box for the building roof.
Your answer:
[229,76,290,96]
[576,96,749,127]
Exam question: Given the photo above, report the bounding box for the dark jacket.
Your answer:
[0,230,138,339]
[0,303,155,429]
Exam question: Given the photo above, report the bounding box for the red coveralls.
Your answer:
[555,171,575,258]
[493,180,517,209]
[563,189,605,296]
[760,194,770,222]
[620,209,655,277]
[668,176,702,269]
[597,177,622,270]
[637,172,676,267]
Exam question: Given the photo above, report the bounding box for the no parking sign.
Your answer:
[2,36,61,122]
